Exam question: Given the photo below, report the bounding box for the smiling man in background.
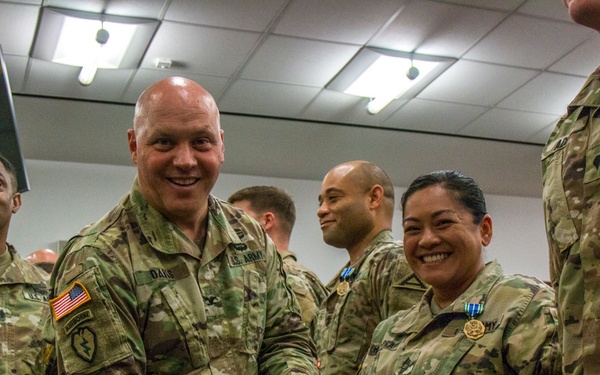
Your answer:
[313,160,426,374]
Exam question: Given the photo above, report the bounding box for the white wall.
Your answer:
[9,159,550,283]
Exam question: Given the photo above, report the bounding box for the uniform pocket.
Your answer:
[242,269,266,355]
[542,147,579,258]
[159,285,209,368]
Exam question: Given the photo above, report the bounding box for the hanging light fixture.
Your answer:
[31,7,159,86]
[327,47,456,115]
[77,27,110,85]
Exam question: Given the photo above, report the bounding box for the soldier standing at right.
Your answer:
[313,160,427,374]
[541,1,600,374]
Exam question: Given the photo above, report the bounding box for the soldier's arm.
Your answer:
[373,246,426,319]
[51,244,143,374]
[257,239,318,375]
[504,283,561,374]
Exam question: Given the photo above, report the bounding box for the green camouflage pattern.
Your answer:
[50,179,317,374]
[313,231,427,375]
[0,244,52,375]
[541,65,600,375]
[279,250,328,335]
[359,261,561,375]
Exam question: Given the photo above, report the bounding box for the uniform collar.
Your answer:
[129,178,249,264]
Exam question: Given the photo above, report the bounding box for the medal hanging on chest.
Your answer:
[463,303,485,340]
[336,267,354,296]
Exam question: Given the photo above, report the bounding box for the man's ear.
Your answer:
[127,129,138,164]
[262,212,276,231]
[369,185,384,209]
[11,192,21,214]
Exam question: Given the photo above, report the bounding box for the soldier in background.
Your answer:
[26,249,59,274]
[228,185,328,333]
[0,154,52,374]
[541,1,600,373]
[313,160,427,375]
[49,77,317,374]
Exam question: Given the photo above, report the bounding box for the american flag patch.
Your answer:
[51,282,91,321]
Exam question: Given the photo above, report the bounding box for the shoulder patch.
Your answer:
[51,282,91,321]
[71,327,96,362]
[395,274,427,291]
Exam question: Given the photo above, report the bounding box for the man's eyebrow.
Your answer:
[319,187,343,201]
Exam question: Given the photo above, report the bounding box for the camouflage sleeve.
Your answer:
[372,247,426,319]
[304,272,329,307]
[51,244,142,374]
[258,239,318,374]
[505,283,561,374]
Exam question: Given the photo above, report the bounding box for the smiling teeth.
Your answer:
[171,178,197,186]
[423,254,448,263]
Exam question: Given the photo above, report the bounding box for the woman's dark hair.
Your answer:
[400,170,487,224]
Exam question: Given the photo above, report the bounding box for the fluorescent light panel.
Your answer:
[327,48,456,114]
[52,18,136,68]
[32,7,159,84]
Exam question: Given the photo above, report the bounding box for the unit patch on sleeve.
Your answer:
[51,282,92,321]
[71,327,96,362]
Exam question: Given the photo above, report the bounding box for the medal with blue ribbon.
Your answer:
[336,267,354,296]
[463,303,485,340]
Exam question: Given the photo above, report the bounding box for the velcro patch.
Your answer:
[51,282,91,321]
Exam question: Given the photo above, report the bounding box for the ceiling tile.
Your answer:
[164,0,286,31]
[0,3,39,55]
[23,59,132,101]
[463,14,592,69]
[417,60,538,106]
[43,0,166,18]
[370,0,506,58]
[275,0,405,44]
[122,68,230,104]
[3,54,29,93]
[140,22,261,77]
[434,0,522,11]
[497,72,587,115]
[219,80,321,117]
[549,36,600,77]
[240,35,359,87]
[458,108,559,142]
[382,98,487,134]
[517,0,572,22]
[300,90,364,122]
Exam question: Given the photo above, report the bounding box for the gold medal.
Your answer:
[463,319,485,340]
[337,280,350,296]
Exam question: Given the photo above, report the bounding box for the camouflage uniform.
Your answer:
[313,230,427,375]
[0,243,51,375]
[49,180,317,374]
[360,261,561,375]
[279,250,328,332]
[541,66,600,374]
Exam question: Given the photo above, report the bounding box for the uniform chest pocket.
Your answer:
[155,285,209,369]
[327,287,372,362]
[202,268,266,359]
[542,140,579,257]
